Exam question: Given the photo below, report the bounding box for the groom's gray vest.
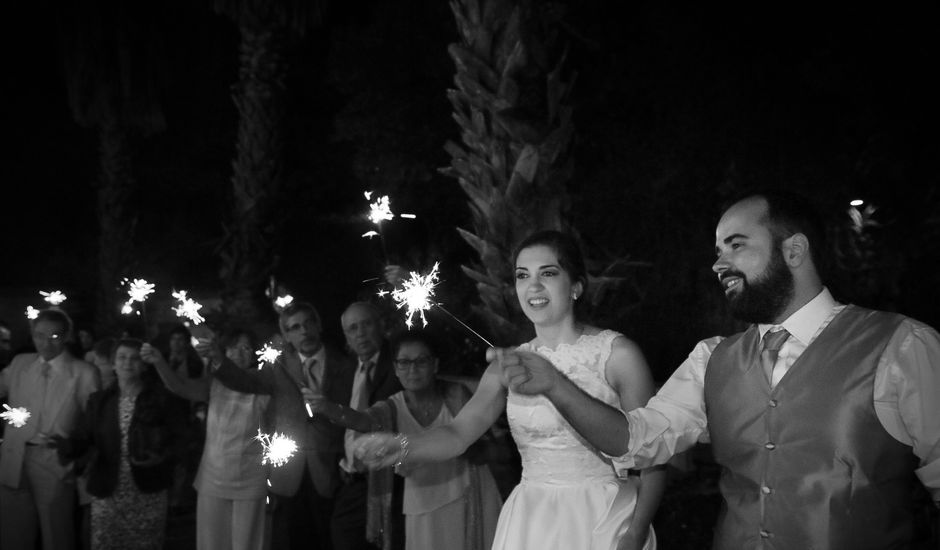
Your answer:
[704,305,917,549]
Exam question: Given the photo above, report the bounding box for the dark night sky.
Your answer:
[3,2,939,361]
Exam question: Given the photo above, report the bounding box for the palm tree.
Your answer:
[442,0,577,345]
[58,2,167,337]
[213,0,325,329]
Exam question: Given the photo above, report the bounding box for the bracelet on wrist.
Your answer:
[394,434,410,468]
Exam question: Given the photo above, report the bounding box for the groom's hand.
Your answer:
[488,348,562,395]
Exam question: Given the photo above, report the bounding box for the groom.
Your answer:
[499,190,940,549]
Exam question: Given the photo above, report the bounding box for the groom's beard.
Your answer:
[726,247,794,324]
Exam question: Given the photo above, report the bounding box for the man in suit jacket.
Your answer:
[0,308,101,550]
[308,301,403,550]
[211,301,354,550]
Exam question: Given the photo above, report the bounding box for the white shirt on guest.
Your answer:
[340,351,379,473]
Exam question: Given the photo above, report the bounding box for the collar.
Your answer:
[299,345,327,366]
[359,351,380,370]
[758,287,840,345]
[43,351,68,370]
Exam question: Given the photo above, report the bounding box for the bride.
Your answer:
[355,230,664,550]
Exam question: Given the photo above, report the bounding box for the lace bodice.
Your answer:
[507,330,622,485]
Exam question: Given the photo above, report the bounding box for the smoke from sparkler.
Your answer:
[390,263,440,329]
[40,291,67,305]
[255,430,298,467]
[1,404,31,428]
[171,290,205,325]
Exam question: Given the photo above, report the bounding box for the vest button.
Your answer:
[761,485,772,494]
[768,399,778,407]
[759,529,772,538]
[764,442,776,450]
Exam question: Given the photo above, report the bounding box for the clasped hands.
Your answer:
[488,347,564,397]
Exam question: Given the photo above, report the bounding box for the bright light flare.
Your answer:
[361,231,379,239]
[390,262,440,329]
[121,302,134,315]
[274,295,294,308]
[171,290,205,325]
[1,404,31,428]
[256,343,282,369]
[40,291,67,305]
[367,195,394,225]
[399,213,416,219]
[256,430,298,467]
[25,306,39,320]
[126,278,156,303]
[849,199,864,207]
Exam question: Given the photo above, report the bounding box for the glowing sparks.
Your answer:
[121,303,134,315]
[367,195,394,225]
[399,213,416,219]
[274,295,294,308]
[256,430,298,467]
[390,262,440,329]
[171,290,205,325]
[1,404,31,428]
[25,306,39,320]
[40,290,67,305]
[362,231,379,239]
[256,343,282,369]
[190,336,200,348]
[125,278,156,303]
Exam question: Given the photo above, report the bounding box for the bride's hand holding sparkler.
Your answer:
[488,347,563,396]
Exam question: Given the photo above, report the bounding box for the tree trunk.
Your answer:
[218,23,288,329]
[94,112,137,337]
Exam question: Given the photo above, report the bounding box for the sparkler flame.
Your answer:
[367,195,394,225]
[256,343,282,369]
[274,295,294,308]
[121,302,134,315]
[1,404,31,428]
[255,430,298,467]
[40,290,67,305]
[125,278,156,303]
[390,262,440,329]
[171,290,205,325]
[361,231,379,239]
[25,306,39,320]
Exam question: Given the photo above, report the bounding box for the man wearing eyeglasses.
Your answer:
[210,300,355,550]
[0,308,101,550]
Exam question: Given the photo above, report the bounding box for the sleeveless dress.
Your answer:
[391,392,502,550]
[491,330,656,550]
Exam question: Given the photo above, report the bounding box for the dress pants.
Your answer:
[272,465,334,550]
[331,472,372,550]
[0,445,77,550]
[196,492,266,550]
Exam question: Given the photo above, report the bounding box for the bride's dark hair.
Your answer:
[512,230,588,294]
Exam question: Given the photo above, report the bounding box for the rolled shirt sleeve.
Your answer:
[608,337,722,474]
[874,319,940,501]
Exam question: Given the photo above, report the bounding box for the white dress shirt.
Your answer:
[340,352,378,473]
[616,288,940,500]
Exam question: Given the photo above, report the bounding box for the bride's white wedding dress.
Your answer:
[491,330,656,550]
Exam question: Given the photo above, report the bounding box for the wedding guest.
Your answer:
[0,308,101,550]
[306,329,502,550]
[61,338,184,550]
[207,301,355,550]
[144,329,269,550]
[356,231,665,550]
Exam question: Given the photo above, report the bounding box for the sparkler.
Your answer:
[171,290,205,325]
[25,306,39,320]
[255,429,298,467]
[1,404,31,428]
[274,295,294,309]
[126,278,156,303]
[40,290,67,306]
[387,262,493,347]
[255,343,282,369]
[362,191,417,264]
